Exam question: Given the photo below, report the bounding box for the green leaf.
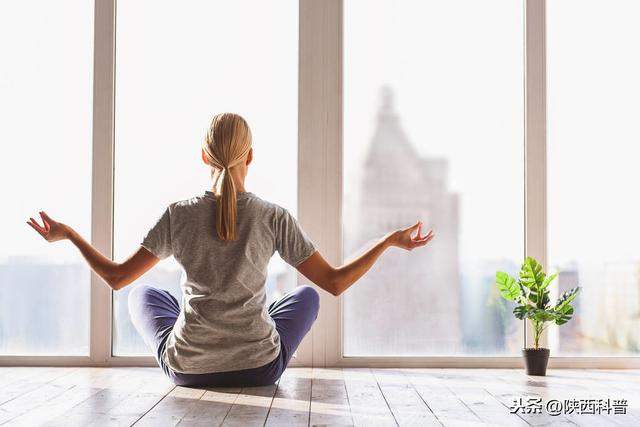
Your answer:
[554,304,574,325]
[530,308,558,323]
[519,257,545,288]
[513,305,534,320]
[541,272,558,290]
[528,288,550,307]
[555,286,580,310]
[495,271,521,301]
[518,283,529,301]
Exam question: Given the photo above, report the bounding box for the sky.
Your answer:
[546,0,640,265]
[2,0,640,270]
[1,1,94,264]
[344,0,525,263]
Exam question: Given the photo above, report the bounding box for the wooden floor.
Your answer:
[0,367,638,426]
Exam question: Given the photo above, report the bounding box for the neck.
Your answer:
[212,168,246,193]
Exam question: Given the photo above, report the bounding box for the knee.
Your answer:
[297,285,320,319]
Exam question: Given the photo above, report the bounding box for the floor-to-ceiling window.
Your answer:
[547,0,640,355]
[112,0,299,355]
[2,0,638,367]
[342,0,525,356]
[0,1,94,355]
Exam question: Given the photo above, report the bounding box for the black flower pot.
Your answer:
[522,348,550,376]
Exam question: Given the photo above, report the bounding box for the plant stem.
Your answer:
[531,320,544,349]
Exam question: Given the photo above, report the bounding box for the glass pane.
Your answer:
[113,1,298,355]
[343,0,524,356]
[0,2,93,355]
[547,0,640,355]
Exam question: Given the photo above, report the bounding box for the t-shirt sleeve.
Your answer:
[141,207,173,260]
[275,207,316,267]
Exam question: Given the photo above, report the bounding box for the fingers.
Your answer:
[414,228,434,243]
[27,219,47,238]
[405,221,421,233]
[420,232,435,245]
[40,210,53,222]
[410,230,435,249]
[28,217,45,232]
[422,229,435,241]
[39,211,51,231]
[411,237,433,249]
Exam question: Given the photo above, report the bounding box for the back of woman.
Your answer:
[142,191,315,374]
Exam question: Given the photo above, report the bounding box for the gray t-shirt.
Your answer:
[140,191,316,374]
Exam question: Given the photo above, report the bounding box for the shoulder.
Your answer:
[168,195,209,212]
[244,194,294,219]
[153,196,211,223]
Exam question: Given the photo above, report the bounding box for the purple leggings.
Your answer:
[127,284,319,388]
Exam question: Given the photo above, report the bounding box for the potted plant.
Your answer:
[495,257,580,376]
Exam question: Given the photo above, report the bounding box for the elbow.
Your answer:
[109,279,125,291]
[106,275,124,291]
[326,272,344,297]
[104,269,127,291]
[326,282,341,297]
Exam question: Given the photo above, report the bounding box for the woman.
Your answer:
[27,113,434,387]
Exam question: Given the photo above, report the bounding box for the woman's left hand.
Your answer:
[27,211,70,243]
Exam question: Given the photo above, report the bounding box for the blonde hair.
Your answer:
[202,113,252,241]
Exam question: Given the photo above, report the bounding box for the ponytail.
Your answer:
[216,167,238,240]
[203,113,252,241]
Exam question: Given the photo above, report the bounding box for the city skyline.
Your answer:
[344,87,519,356]
[3,86,638,356]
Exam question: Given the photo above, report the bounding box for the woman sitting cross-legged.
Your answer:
[27,113,434,387]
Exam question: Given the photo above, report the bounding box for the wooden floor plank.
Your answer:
[404,369,485,426]
[0,368,84,425]
[441,370,528,427]
[134,385,206,426]
[372,369,440,427]
[221,382,279,427]
[88,368,175,427]
[523,369,640,426]
[482,369,640,427]
[0,367,637,426]
[176,386,241,426]
[309,368,353,426]
[343,368,396,427]
[265,367,312,427]
[41,368,163,427]
[0,367,77,406]
[0,367,60,388]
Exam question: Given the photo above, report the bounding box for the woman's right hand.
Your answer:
[26,211,71,243]
[386,221,434,251]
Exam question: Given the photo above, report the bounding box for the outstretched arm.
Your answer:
[27,211,159,290]
[296,221,434,296]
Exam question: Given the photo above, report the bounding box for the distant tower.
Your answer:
[343,87,461,355]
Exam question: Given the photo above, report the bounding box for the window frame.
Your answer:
[1,0,638,368]
[299,0,639,369]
